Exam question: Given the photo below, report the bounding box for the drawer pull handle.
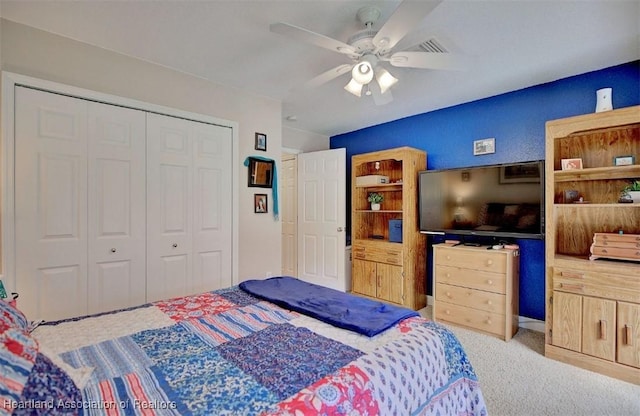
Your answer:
[487,300,493,306]
[445,273,451,278]
[486,319,492,325]
[487,280,493,285]
[486,260,493,266]
[599,320,607,340]
[445,292,451,298]
[446,255,451,260]
[387,251,398,255]
[625,325,633,345]
[445,310,451,315]
[560,283,584,291]
[560,271,584,279]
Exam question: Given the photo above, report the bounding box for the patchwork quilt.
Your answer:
[29,286,487,415]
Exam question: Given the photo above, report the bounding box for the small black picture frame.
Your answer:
[254,194,268,213]
[255,132,267,151]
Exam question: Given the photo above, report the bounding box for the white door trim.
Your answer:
[1,71,240,293]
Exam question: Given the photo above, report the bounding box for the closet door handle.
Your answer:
[110,248,116,253]
[172,243,178,248]
[625,325,633,345]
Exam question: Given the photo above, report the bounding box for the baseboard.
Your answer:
[426,295,545,333]
[518,317,545,333]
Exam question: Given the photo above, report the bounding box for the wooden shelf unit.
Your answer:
[544,105,640,385]
[351,147,426,310]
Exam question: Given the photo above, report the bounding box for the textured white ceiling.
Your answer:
[2,0,638,137]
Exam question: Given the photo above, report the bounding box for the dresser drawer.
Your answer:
[552,266,640,303]
[435,265,507,294]
[435,247,507,274]
[352,244,402,265]
[435,301,505,338]
[436,283,506,314]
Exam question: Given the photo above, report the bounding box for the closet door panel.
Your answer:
[87,102,146,314]
[15,87,89,320]
[192,123,233,291]
[147,114,193,302]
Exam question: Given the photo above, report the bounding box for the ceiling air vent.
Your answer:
[418,38,448,53]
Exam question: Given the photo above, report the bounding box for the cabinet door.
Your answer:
[617,301,640,369]
[552,291,582,352]
[377,263,403,304]
[352,259,377,297]
[582,296,616,361]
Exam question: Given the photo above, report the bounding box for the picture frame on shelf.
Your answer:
[562,189,580,204]
[255,132,267,151]
[254,194,268,213]
[561,158,583,170]
[613,155,635,166]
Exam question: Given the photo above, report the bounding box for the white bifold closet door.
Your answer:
[15,86,146,320]
[146,113,233,302]
[14,86,233,321]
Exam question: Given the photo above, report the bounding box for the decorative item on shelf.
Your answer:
[589,232,640,262]
[620,179,640,203]
[613,155,635,166]
[367,192,383,210]
[562,189,580,203]
[560,158,583,170]
[595,88,613,113]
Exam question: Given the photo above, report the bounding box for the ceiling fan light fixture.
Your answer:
[352,61,374,85]
[375,67,399,94]
[344,77,363,97]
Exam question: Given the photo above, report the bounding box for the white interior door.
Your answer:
[146,113,232,302]
[15,87,89,321]
[297,148,347,291]
[281,154,298,276]
[87,102,146,314]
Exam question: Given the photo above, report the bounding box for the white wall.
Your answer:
[0,19,282,282]
[283,126,329,152]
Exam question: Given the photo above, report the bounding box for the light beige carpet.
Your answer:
[419,306,640,416]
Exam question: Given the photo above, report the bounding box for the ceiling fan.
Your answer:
[270,0,467,105]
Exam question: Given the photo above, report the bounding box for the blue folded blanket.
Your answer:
[239,276,419,337]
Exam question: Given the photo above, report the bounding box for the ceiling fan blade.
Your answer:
[302,64,353,89]
[373,0,443,54]
[388,51,470,71]
[270,22,357,57]
[370,82,393,106]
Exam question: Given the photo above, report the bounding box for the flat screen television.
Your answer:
[418,160,545,240]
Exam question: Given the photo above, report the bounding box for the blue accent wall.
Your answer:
[331,61,640,321]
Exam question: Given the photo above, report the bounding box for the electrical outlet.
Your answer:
[266,271,273,278]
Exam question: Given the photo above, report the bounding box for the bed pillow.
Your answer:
[0,326,39,407]
[0,298,29,332]
[1,325,82,414]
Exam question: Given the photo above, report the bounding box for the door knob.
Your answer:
[337,227,343,232]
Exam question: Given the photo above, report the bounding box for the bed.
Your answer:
[2,276,487,415]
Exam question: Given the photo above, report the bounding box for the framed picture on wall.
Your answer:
[254,194,268,213]
[255,132,267,151]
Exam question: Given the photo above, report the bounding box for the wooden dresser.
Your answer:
[433,244,519,341]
